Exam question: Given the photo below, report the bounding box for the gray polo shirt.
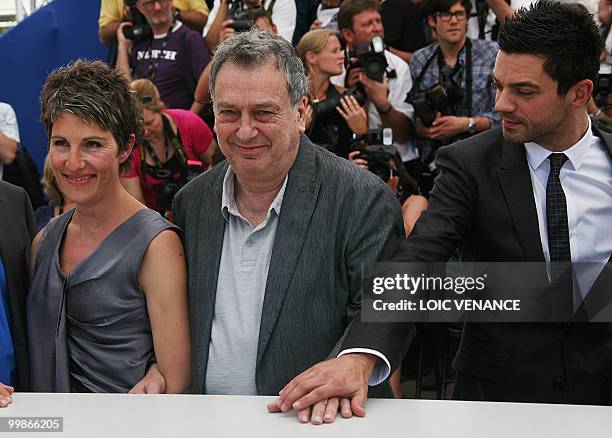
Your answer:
[205,167,288,395]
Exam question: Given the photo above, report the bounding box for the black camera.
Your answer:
[406,66,463,127]
[156,160,204,210]
[228,0,264,32]
[311,86,366,118]
[406,84,453,127]
[122,0,152,42]
[347,35,389,82]
[351,129,396,182]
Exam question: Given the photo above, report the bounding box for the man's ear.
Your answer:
[340,28,354,45]
[296,96,308,133]
[568,79,594,108]
[427,14,436,29]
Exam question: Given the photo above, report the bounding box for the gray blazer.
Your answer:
[173,135,407,395]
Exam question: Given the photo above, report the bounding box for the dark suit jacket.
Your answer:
[0,180,36,390]
[173,136,411,395]
[385,127,612,404]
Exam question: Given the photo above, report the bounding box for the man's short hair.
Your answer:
[497,0,602,95]
[337,0,381,31]
[422,0,472,17]
[40,59,143,174]
[209,29,308,107]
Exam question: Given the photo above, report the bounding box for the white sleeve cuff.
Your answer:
[337,348,391,386]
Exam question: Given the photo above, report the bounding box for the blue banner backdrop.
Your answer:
[0,0,107,172]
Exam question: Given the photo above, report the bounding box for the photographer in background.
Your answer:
[122,79,216,218]
[99,0,210,46]
[191,8,278,121]
[349,130,429,236]
[409,0,498,192]
[203,0,296,49]
[297,29,368,157]
[115,0,211,110]
[334,0,416,162]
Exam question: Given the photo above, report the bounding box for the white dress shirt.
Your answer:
[525,118,612,307]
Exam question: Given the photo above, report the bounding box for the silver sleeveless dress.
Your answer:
[27,208,180,392]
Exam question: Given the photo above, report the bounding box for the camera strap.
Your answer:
[464,39,473,117]
[139,19,176,84]
[141,114,188,180]
[438,38,474,117]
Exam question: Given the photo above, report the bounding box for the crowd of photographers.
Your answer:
[91,0,612,224]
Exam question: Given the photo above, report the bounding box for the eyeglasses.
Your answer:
[139,0,171,10]
[435,10,467,21]
[140,95,153,104]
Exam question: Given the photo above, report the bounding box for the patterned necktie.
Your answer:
[546,153,570,262]
[546,153,573,316]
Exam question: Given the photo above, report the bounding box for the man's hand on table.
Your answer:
[268,396,355,424]
[267,354,377,424]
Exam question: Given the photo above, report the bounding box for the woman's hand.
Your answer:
[129,363,167,394]
[336,96,368,135]
[305,104,314,131]
[0,382,14,407]
[348,150,369,171]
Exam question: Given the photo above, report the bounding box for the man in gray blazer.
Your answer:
[172,29,411,423]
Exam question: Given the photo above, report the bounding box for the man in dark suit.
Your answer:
[0,180,36,407]
[276,0,612,409]
[172,29,411,424]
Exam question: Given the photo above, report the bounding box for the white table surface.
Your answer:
[1,393,611,437]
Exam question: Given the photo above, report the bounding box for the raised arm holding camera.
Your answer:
[115,0,211,110]
[203,0,296,50]
[99,0,210,46]
[334,0,416,162]
[191,9,278,118]
[297,29,368,158]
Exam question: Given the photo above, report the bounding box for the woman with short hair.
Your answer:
[27,60,191,394]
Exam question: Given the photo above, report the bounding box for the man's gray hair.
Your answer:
[209,29,309,107]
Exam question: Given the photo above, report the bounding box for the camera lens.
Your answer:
[364,58,385,81]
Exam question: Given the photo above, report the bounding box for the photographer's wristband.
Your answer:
[377,102,393,114]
